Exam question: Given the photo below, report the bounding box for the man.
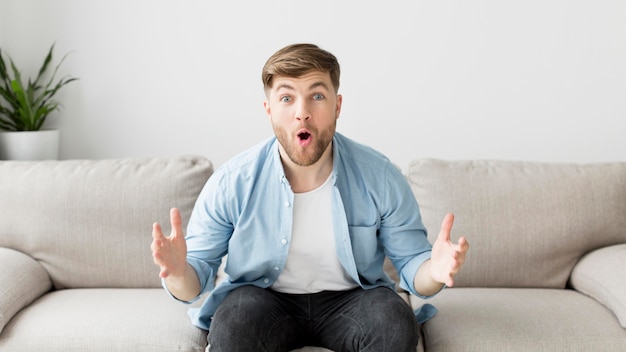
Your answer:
[151,43,469,352]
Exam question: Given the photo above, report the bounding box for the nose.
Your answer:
[295,100,311,121]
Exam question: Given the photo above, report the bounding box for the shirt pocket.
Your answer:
[348,225,381,270]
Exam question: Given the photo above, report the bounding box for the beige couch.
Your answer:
[1,156,625,351]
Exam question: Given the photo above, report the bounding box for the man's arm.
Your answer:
[414,213,469,296]
[151,207,201,301]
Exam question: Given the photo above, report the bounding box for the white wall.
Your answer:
[1,0,625,169]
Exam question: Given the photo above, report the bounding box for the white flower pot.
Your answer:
[0,129,60,160]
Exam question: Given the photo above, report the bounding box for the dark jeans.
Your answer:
[207,285,418,352]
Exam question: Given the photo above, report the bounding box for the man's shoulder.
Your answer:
[334,133,396,170]
[333,133,408,191]
[212,136,278,181]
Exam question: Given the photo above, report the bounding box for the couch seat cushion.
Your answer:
[0,289,207,352]
[412,288,626,352]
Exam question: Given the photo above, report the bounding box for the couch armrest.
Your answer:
[0,247,52,333]
[570,244,626,328]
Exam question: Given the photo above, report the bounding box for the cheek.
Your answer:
[269,112,293,132]
[270,111,291,125]
[269,103,293,117]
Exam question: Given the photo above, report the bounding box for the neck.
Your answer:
[281,144,333,193]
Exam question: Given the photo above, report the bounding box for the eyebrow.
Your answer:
[275,81,331,92]
[308,81,331,91]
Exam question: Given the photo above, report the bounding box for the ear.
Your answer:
[335,94,343,120]
[263,100,271,120]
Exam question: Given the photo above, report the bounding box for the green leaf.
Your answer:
[0,44,77,131]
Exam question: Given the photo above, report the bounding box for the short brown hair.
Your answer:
[262,43,340,94]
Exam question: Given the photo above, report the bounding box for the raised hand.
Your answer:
[429,213,469,287]
[151,207,188,279]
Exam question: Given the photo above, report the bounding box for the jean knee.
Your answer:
[208,286,269,350]
[208,286,302,352]
[216,286,261,315]
[322,288,418,352]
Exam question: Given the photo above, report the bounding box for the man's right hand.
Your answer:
[151,207,188,279]
[151,208,201,301]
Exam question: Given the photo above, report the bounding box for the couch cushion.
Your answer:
[0,156,213,289]
[408,159,626,288]
[412,288,626,352]
[0,289,207,352]
[570,244,626,328]
[0,248,51,334]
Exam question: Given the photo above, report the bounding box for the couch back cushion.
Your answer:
[0,156,213,289]
[408,159,626,288]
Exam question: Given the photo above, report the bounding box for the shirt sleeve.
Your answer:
[184,168,233,297]
[378,163,438,299]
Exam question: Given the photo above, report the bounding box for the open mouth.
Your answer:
[297,132,311,141]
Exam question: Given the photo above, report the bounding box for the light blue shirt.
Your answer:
[174,132,437,330]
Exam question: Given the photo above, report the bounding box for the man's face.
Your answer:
[264,71,342,167]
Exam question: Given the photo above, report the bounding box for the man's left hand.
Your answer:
[429,213,469,287]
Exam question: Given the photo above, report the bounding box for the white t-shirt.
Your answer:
[271,173,358,294]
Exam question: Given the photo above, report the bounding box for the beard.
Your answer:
[273,123,336,167]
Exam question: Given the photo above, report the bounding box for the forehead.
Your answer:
[271,71,334,91]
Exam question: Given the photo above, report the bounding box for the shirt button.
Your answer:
[284,201,290,207]
[274,267,280,271]
[263,278,270,284]
[281,238,288,245]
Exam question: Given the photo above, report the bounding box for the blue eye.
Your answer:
[280,96,292,103]
[313,94,324,101]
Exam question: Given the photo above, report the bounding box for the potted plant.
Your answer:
[0,44,77,160]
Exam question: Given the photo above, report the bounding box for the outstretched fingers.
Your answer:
[150,208,188,279]
[150,223,166,275]
[448,236,470,286]
[430,213,470,288]
[151,222,165,251]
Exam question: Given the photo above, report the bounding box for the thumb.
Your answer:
[170,207,184,238]
[438,213,454,243]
